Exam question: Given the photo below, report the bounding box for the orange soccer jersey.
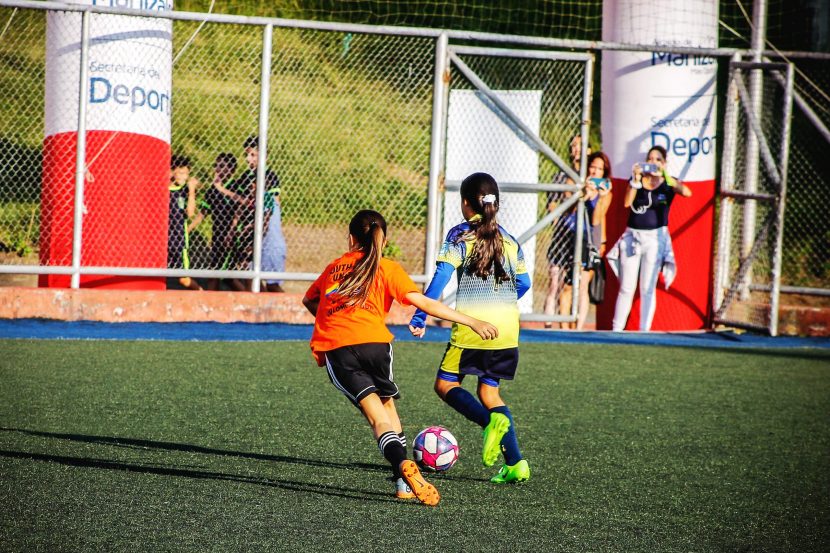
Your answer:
[305,251,420,365]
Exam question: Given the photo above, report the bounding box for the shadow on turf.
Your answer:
[0,448,403,504]
[2,427,390,473]
[0,427,487,486]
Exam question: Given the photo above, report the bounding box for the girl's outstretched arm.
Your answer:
[516,272,531,299]
[408,261,454,337]
[405,292,498,341]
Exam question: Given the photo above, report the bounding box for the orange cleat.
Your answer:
[399,460,440,506]
[395,477,416,500]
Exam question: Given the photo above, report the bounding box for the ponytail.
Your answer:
[337,210,387,307]
[459,173,508,282]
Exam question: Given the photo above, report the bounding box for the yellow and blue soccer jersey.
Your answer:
[425,221,529,349]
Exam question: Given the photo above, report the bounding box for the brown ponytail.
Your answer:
[459,173,507,282]
[337,210,387,307]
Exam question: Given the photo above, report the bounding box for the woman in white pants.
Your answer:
[607,146,692,331]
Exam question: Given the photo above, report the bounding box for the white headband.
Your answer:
[481,194,497,204]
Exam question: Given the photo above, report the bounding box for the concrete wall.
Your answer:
[0,288,416,325]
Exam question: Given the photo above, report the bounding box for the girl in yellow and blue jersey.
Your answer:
[409,172,531,484]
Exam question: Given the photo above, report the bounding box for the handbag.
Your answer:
[583,207,605,304]
[586,243,602,271]
[589,259,606,305]
[583,207,601,271]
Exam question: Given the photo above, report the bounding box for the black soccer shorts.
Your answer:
[323,343,400,407]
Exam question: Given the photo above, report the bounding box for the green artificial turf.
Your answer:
[1,340,828,552]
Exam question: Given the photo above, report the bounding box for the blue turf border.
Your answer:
[0,319,828,350]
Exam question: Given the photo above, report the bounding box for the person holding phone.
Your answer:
[607,145,692,331]
[571,151,613,330]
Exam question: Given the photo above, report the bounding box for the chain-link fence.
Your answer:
[0,5,441,293]
[169,23,437,291]
[1,1,828,329]
[714,61,794,333]
[713,54,830,335]
[0,7,44,282]
[0,2,592,307]
[776,58,830,292]
[444,51,589,321]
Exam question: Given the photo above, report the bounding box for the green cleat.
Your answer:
[490,459,530,484]
[482,412,510,467]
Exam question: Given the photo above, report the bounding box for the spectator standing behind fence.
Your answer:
[196,152,246,291]
[228,136,284,292]
[607,145,692,331]
[543,134,585,329]
[257,142,287,293]
[571,151,613,330]
[168,155,202,290]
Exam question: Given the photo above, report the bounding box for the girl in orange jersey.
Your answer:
[303,209,498,507]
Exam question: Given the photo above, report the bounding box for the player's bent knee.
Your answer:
[477,384,502,407]
[434,379,459,399]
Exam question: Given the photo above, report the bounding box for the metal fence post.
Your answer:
[570,55,593,320]
[251,23,273,293]
[769,63,794,336]
[714,53,741,316]
[425,33,449,279]
[740,0,769,300]
[70,9,91,289]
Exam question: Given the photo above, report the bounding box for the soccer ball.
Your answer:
[413,426,459,472]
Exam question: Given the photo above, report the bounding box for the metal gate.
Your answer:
[713,59,794,335]
[426,38,595,324]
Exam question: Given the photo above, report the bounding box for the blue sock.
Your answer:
[445,387,490,428]
[491,405,522,465]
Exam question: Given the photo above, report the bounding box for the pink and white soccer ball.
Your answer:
[413,426,459,472]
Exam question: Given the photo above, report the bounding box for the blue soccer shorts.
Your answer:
[438,343,519,387]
